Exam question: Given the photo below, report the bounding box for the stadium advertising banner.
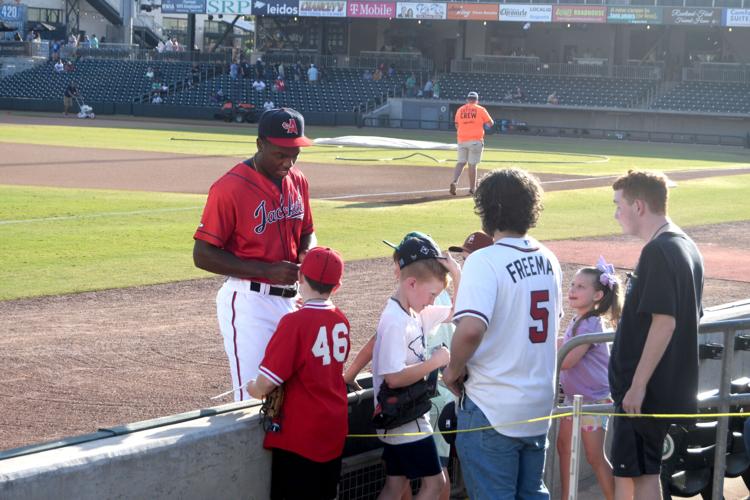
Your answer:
[552,5,607,23]
[665,7,720,25]
[0,3,27,40]
[447,3,499,21]
[299,0,347,16]
[499,4,552,22]
[252,0,299,15]
[162,0,206,13]
[607,6,661,24]
[206,0,252,13]
[396,2,447,19]
[724,8,750,26]
[347,1,395,18]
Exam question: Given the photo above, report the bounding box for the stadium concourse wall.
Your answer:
[378,98,750,143]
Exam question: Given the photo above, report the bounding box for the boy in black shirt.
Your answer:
[609,170,704,499]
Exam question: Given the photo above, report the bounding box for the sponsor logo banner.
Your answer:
[162,0,206,13]
[552,5,607,23]
[665,7,719,25]
[724,8,750,26]
[299,0,347,16]
[252,0,299,15]
[447,3,498,20]
[607,6,661,24]
[206,0,251,13]
[499,4,552,22]
[348,1,395,17]
[396,2,446,19]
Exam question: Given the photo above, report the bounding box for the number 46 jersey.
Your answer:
[259,300,351,462]
[453,236,562,438]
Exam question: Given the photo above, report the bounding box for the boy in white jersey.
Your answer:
[372,234,458,500]
[444,169,563,499]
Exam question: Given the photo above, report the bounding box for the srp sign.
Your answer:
[206,0,253,14]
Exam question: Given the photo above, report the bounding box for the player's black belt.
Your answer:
[249,281,298,298]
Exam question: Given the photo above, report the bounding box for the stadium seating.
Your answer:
[436,72,656,109]
[164,67,404,113]
[651,81,750,114]
[0,59,203,103]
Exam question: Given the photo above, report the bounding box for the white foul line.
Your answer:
[320,175,620,201]
[0,206,202,225]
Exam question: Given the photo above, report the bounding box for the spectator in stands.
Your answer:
[32,32,41,44]
[230,62,239,80]
[255,57,264,78]
[405,73,417,97]
[64,60,75,72]
[503,90,513,102]
[90,34,99,49]
[211,88,225,104]
[388,64,396,78]
[513,86,527,102]
[51,40,61,61]
[25,31,34,42]
[264,64,275,80]
[373,67,383,82]
[547,92,559,105]
[362,69,372,81]
[156,40,165,53]
[164,38,174,52]
[190,63,200,87]
[423,79,434,98]
[307,63,319,84]
[151,93,163,104]
[277,62,285,80]
[273,77,286,93]
[54,60,64,73]
[292,61,303,82]
[263,99,275,112]
[145,66,154,79]
[13,32,22,42]
[433,80,441,99]
[63,81,79,116]
[68,33,78,47]
[172,38,182,52]
[80,35,91,49]
[252,79,266,92]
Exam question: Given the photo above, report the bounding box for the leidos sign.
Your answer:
[252,0,299,15]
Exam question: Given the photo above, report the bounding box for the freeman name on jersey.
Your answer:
[253,193,305,234]
[505,254,555,283]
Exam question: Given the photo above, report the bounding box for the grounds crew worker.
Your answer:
[449,91,494,196]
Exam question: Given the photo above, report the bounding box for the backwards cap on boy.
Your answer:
[383,231,446,270]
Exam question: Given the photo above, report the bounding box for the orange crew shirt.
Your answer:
[455,103,493,143]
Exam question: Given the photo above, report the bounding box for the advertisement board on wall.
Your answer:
[447,3,498,21]
[0,3,27,40]
[299,0,347,16]
[665,7,720,25]
[607,6,661,24]
[162,0,206,13]
[347,1,395,18]
[498,4,552,22]
[552,5,607,23]
[206,0,252,13]
[724,8,750,26]
[252,0,299,15]
[396,2,446,19]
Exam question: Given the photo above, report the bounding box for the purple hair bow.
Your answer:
[596,256,616,290]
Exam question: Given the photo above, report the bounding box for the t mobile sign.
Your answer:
[347,1,396,17]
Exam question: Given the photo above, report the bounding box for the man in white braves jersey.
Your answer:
[443,169,563,499]
[193,108,317,401]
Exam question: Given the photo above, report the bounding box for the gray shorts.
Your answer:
[457,140,484,165]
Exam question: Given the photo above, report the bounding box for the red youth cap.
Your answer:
[258,107,314,148]
[300,247,344,286]
[448,231,493,254]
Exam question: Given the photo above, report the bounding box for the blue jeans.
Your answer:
[456,395,549,500]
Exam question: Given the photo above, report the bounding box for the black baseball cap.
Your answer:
[383,232,446,269]
[258,107,313,148]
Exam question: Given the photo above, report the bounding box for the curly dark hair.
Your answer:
[474,169,544,236]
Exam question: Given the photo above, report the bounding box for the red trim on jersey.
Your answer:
[231,292,243,400]
[495,242,539,253]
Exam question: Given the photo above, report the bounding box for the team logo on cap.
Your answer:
[282,118,299,135]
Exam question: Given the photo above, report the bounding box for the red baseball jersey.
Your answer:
[259,300,351,462]
[194,161,314,283]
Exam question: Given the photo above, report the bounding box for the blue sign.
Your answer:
[0,3,27,40]
[252,0,299,16]
[162,0,206,14]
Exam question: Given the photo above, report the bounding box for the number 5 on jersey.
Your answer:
[529,290,550,344]
[312,323,349,365]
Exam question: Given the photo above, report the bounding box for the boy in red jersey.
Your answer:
[248,247,350,500]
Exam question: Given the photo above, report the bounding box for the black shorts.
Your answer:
[382,437,442,480]
[271,448,342,500]
[610,412,670,477]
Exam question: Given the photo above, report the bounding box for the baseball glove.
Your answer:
[372,369,439,430]
[260,386,285,433]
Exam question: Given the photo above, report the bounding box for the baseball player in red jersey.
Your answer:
[193,108,317,402]
[248,247,350,500]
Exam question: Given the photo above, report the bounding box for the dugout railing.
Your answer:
[554,315,750,499]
